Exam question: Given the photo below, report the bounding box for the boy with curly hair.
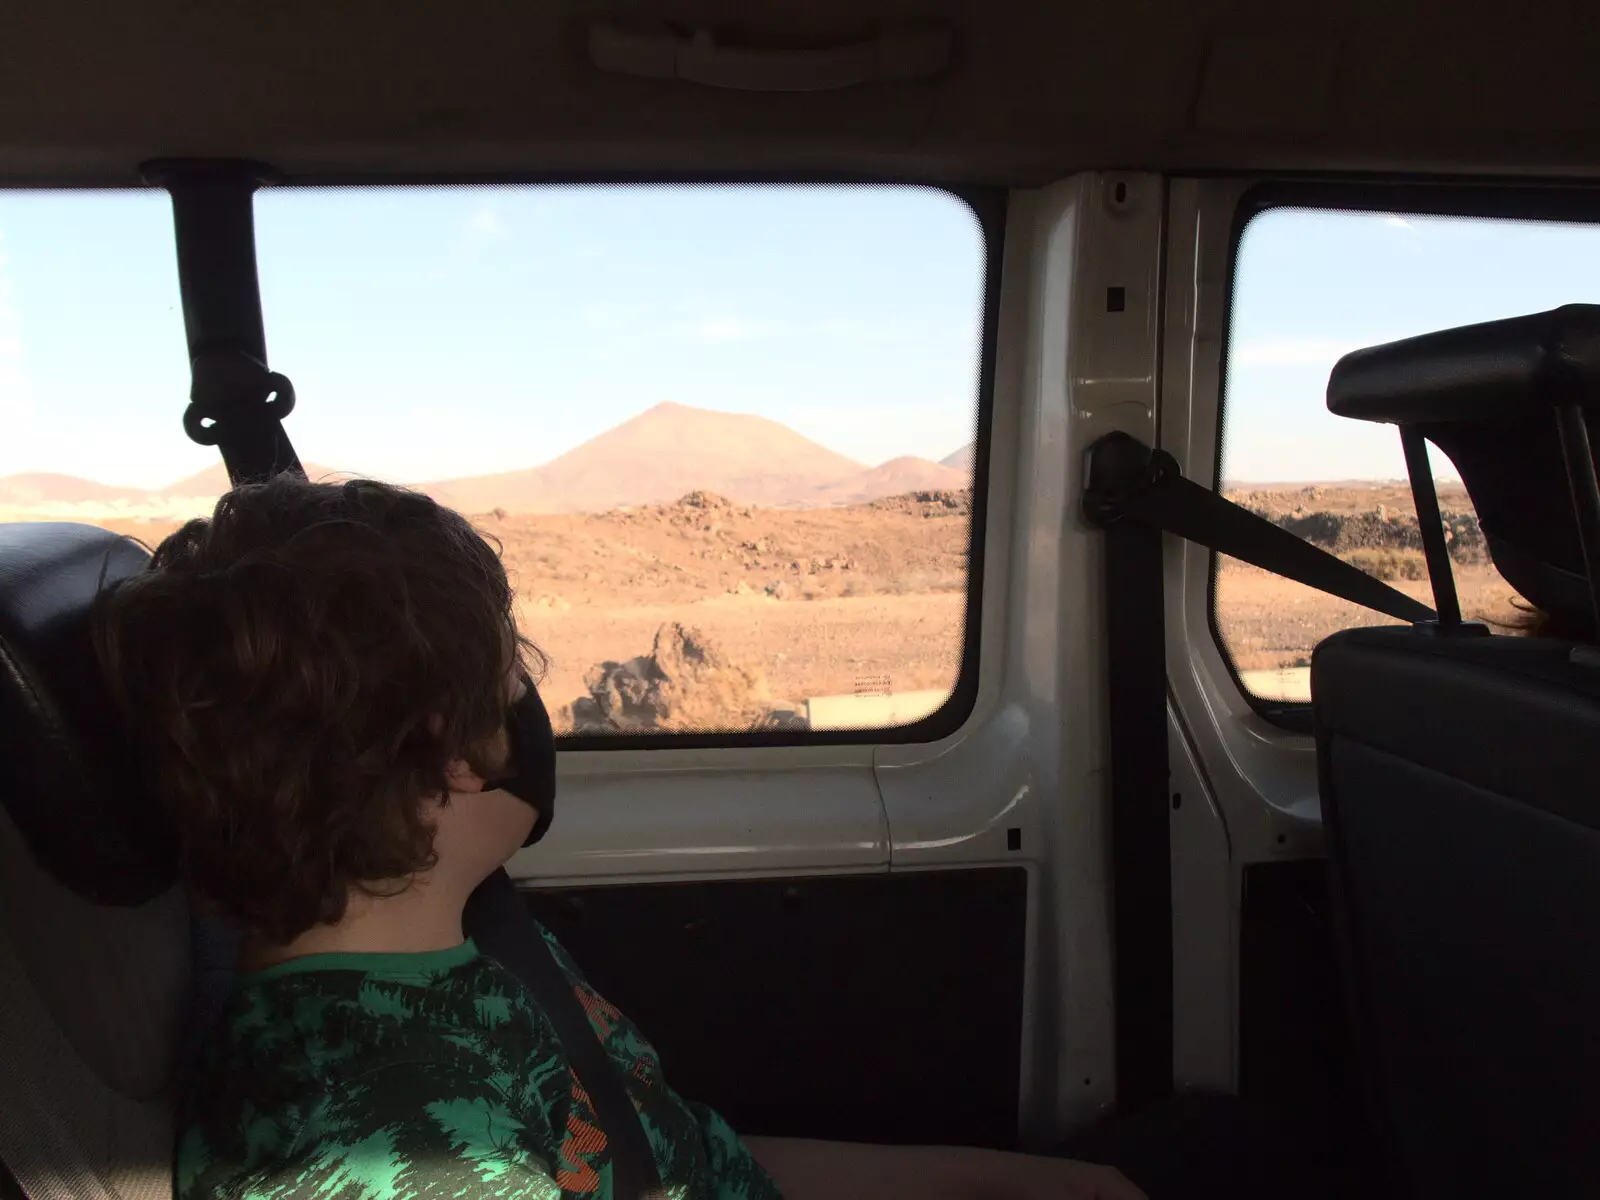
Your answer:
[96,475,1141,1200]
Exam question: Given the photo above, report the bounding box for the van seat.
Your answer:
[0,523,185,1200]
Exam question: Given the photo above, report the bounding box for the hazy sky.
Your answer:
[0,184,984,488]
[4,185,1600,488]
[1226,207,1600,482]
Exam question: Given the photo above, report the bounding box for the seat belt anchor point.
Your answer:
[1082,431,1179,528]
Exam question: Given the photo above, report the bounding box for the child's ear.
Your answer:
[444,756,488,795]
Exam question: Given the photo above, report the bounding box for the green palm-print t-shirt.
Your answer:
[177,929,782,1200]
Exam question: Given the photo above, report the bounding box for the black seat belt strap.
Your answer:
[1080,432,1436,1116]
[1084,432,1437,625]
[464,869,666,1200]
[143,159,304,488]
[1099,489,1174,1112]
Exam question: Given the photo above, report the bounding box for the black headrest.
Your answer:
[1327,304,1600,425]
[1328,304,1600,632]
[0,523,176,905]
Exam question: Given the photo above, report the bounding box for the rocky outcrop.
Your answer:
[566,622,806,733]
[1241,504,1485,563]
[867,489,972,518]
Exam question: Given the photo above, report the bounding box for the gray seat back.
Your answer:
[1313,627,1600,1199]
[0,523,186,1200]
[1316,306,1600,1198]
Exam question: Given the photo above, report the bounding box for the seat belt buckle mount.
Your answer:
[1082,430,1178,528]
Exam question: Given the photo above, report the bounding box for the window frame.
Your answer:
[243,176,1007,751]
[1210,177,1600,733]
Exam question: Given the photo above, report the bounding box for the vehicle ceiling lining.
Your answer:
[3,2,1600,184]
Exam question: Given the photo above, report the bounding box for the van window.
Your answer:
[1217,207,1600,703]
[251,184,988,739]
[0,185,987,741]
[0,190,216,524]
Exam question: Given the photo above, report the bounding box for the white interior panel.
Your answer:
[1161,177,1326,863]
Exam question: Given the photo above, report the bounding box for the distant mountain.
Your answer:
[161,461,355,497]
[0,462,371,515]
[809,456,969,506]
[4,404,961,516]
[424,402,868,513]
[941,444,974,473]
[0,472,148,505]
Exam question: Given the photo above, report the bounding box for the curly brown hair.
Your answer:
[93,475,543,943]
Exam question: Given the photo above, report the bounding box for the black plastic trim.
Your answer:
[1210,177,1600,733]
[523,866,1028,1146]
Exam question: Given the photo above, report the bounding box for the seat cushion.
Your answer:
[0,798,189,1100]
[0,799,179,1200]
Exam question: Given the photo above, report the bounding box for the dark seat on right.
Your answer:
[1314,627,1600,1198]
[1313,305,1600,1199]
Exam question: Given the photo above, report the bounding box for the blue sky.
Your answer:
[0,184,984,488]
[1226,207,1600,482]
[4,186,1600,489]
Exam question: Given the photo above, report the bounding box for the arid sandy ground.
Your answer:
[524,592,964,724]
[22,479,1531,728]
[73,490,974,732]
[1216,480,1526,675]
[1215,560,1522,674]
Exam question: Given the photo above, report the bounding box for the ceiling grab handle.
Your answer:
[142,158,304,489]
[588,23,952,92]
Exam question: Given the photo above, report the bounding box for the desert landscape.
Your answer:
[0,401,1529,726]
[1,403,977,734]
[58,490,973,734]
[1219,480,1523,700]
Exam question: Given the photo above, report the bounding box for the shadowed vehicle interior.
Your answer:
[3,4,1600,1199]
